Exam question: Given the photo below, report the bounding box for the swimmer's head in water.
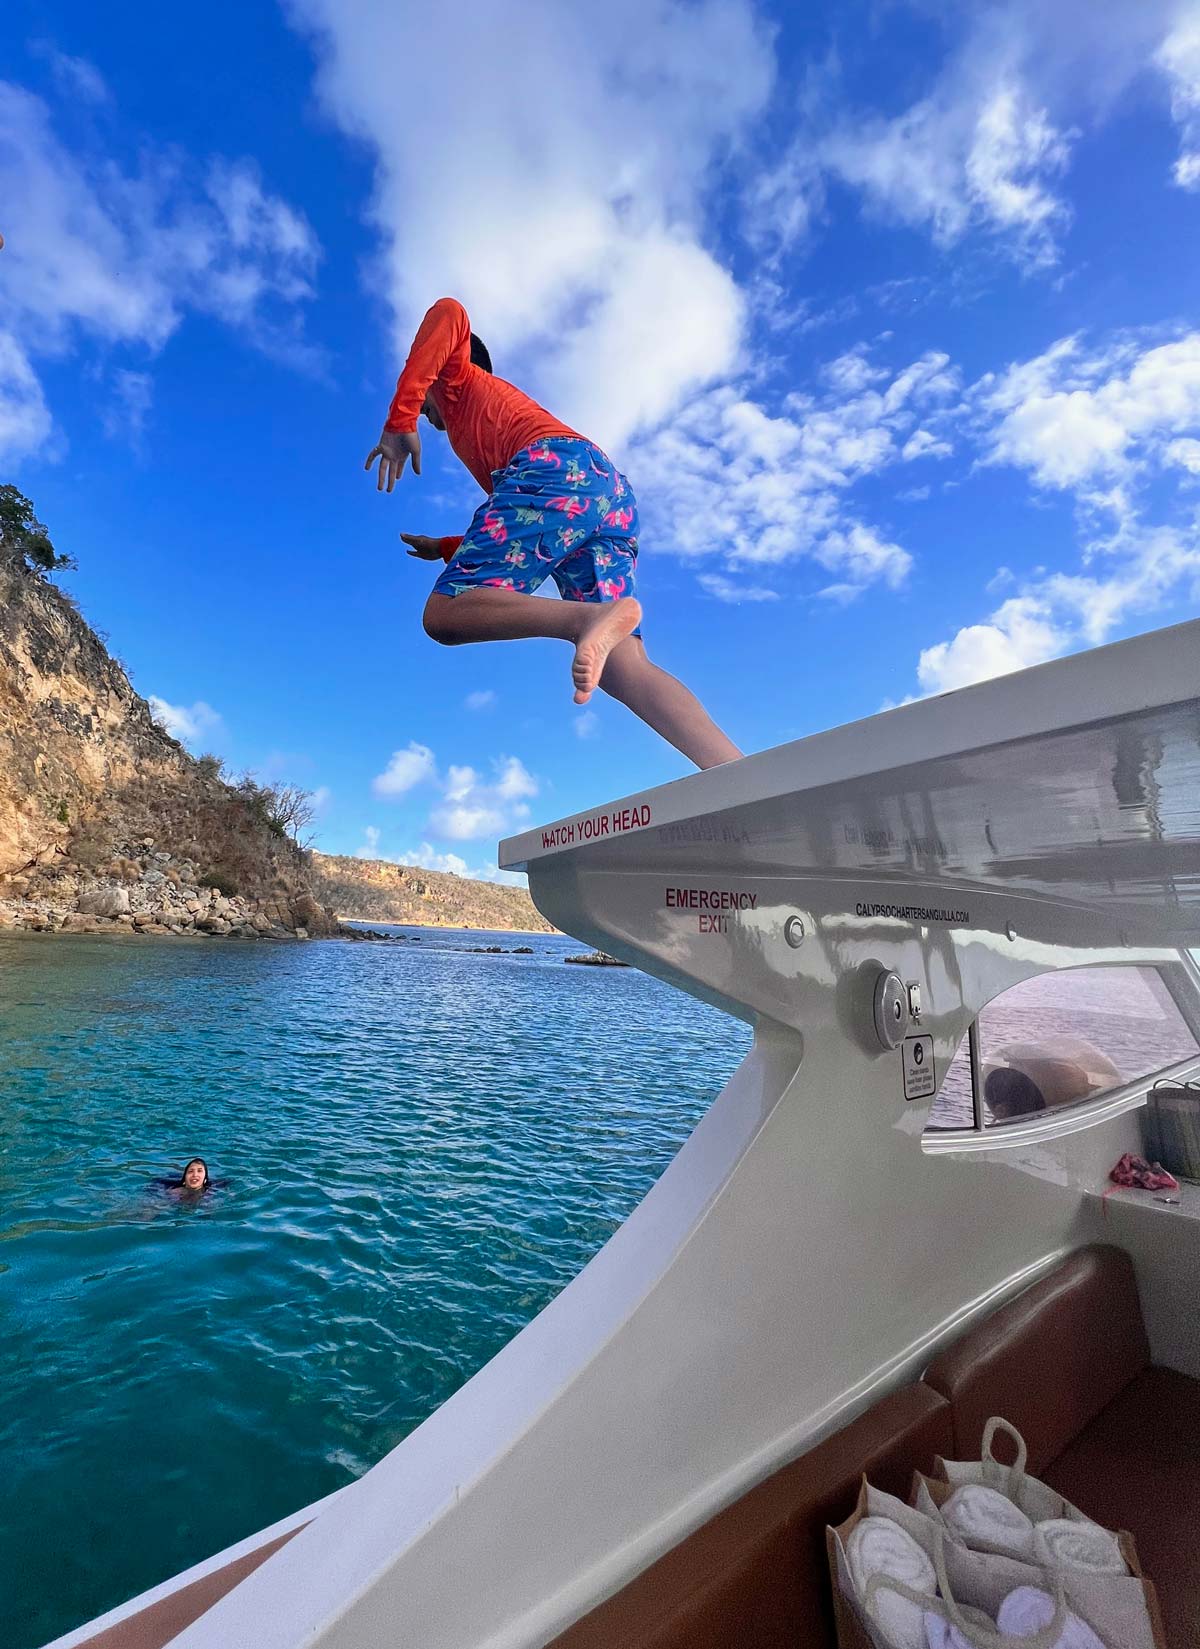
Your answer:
[985,1067,1046,1122]
[181,1158,209,1190]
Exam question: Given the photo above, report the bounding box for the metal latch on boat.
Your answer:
[872,970,910,1049]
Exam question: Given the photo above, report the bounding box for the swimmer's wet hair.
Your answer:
[470,333,492,373]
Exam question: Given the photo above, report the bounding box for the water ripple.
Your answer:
[0,927,747,1649]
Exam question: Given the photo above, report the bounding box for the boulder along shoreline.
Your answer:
[0,832,342,942]
[0,842,546,946]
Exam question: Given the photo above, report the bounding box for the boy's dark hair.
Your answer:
[470,333,493,373]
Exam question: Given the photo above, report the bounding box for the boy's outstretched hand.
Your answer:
[400,534,444,561]
[364,428,421,492]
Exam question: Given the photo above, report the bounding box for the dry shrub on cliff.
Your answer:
[68,821,113,871]
[54,770,314,904]
[200,864,241,897]
[117,772,317,900]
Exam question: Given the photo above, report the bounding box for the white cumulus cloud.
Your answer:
[1157,14,1200,188]
[751,1,1200,272]
[916,520,1200,694]
[430,755,539,841]
[910,309,1200,698]
[148,697,224,748]
[285,0,774,448]
[371,742,436,797]
[0,77,321,459]
[101,369,154,447]
[901,428,953,462]
[0,330,53,463]
[917,596,1068,693]
[368,739,540,843]
[631,346,954,591]
[0,82,320,355]
[822,348,887,394]
[814,524,912,601]
[698,573,779,604]
[1166,437,1200,474]
[978,331,1200,491]
[820,78,1071,269]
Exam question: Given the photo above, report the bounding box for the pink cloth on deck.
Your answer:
[1108,1152,1178,1191]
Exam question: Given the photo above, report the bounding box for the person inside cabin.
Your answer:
[363,297,742,771]
[984,1067,1047,1122]
[984,1038,1123,1122]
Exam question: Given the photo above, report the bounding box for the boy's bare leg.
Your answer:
[599,637,742,770]
[424,588,640,704]
[423,592,741,766]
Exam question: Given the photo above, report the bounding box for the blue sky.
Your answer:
[2,0,1199,879]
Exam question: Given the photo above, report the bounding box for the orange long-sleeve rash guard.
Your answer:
[385,298,581,515]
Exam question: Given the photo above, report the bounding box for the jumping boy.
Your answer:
[364,297,741,769]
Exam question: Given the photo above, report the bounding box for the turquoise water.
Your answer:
[0,927,748,1649]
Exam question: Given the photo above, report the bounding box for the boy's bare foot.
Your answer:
[572,599,642,704]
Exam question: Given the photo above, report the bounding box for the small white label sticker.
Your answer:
[902,1035,935,1101]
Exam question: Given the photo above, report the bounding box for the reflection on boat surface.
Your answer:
[48,620,1200,1649]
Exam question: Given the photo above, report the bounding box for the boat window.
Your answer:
[926,965,1200,1138]
[978,967,1199,1127]
[929,1036,973,1130]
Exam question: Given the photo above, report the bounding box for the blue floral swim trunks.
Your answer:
[433,437,641,636]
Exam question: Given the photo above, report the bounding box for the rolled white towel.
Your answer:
[924,1608,993,1648]
[870,1585,928,1649]
[848,1516,937,1598]
[848,1517,936,1649]
[942,1483,1035,1557]
[1032,1518,1127,1575]
[997,1586,1106,1648]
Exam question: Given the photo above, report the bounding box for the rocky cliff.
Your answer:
[310,852,554,933]
[0,552,339,938]
[0,555,178,874]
